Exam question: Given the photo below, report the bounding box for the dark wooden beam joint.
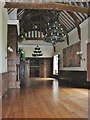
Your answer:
[66,34,69,45]
[77,25,81,40]
[67,11,81,40]
[53,44,56,52]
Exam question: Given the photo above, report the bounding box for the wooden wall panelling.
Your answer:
[87,43,90,82]
[0,73,1,120]
[0,73,2,120]
[30,58,40,77]
[0,73,2,97]
[7,25,17,88]
[39,58,44,77]
[44,58,52,77]
[59,70,88,88]
[2,72,9,96]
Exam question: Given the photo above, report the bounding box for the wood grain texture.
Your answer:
[4,2,90,13]
[0,73,2,120]
[29,58,52,77]
[59,70,89,88]
[87,43,90,82]
[2,79,88,119]
[7,25,17,88]
[2,72,9,96]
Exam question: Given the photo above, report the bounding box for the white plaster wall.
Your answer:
[0,2,8,73]
[88,17,90,42]
[9,9,17,20]
[0,2,2,73]
[56,18,89,71]
[0,2,2,120]
[19,45,53,58]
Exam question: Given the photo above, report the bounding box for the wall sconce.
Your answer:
[7,47,13,53]
[77,51,85,61]
[5,47,13,59]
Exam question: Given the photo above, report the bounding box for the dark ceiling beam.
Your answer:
[25,37,43,40]
[18,36,43,42]
[67,11,81,40]
[58,21,69,45]
[4,2,90,13]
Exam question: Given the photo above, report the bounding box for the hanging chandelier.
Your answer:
[43,21,65,44]
[32,45,43,57]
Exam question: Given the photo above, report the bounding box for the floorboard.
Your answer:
[2,78,89,119]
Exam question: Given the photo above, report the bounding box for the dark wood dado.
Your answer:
[87,43,90,81]
[7,25,17,88]
[0,73,1,120]
[0,73,2,97]
[59,70,89,88]
[2,72,9,96]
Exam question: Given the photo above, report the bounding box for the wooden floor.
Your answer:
[2,78,89,119]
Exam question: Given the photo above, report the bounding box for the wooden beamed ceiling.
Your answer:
[5,2,90,44]
[5,2,90,13]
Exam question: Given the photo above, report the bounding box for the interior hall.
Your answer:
[0,1,90,119]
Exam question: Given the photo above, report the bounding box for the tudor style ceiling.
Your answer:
[5,1,90,45]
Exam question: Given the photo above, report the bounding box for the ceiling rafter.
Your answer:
[62,11,75,27]
[59,16,70,31]
[59,18,69,31]
[77,12,84,22]
[74,12,83,21]
[4,2,90,13]
[60,11,75,28]
[17,9,24,17]
[59,14,72,30]
[8,8,15,14]
[67,11,81,40]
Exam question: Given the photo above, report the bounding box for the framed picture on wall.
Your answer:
[63,41,81,67]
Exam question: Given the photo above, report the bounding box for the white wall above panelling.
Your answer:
[0,2,2,73]
[0,2,8,73]
[8,9,17,20]
[19,45,53,58]
[56,17,89,71]
[19,40,52,46]
[88,17,90,43]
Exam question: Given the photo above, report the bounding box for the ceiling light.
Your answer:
[32,45,43,57]
[43,21,65,44]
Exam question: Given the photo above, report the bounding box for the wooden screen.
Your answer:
[29,58,52,77]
